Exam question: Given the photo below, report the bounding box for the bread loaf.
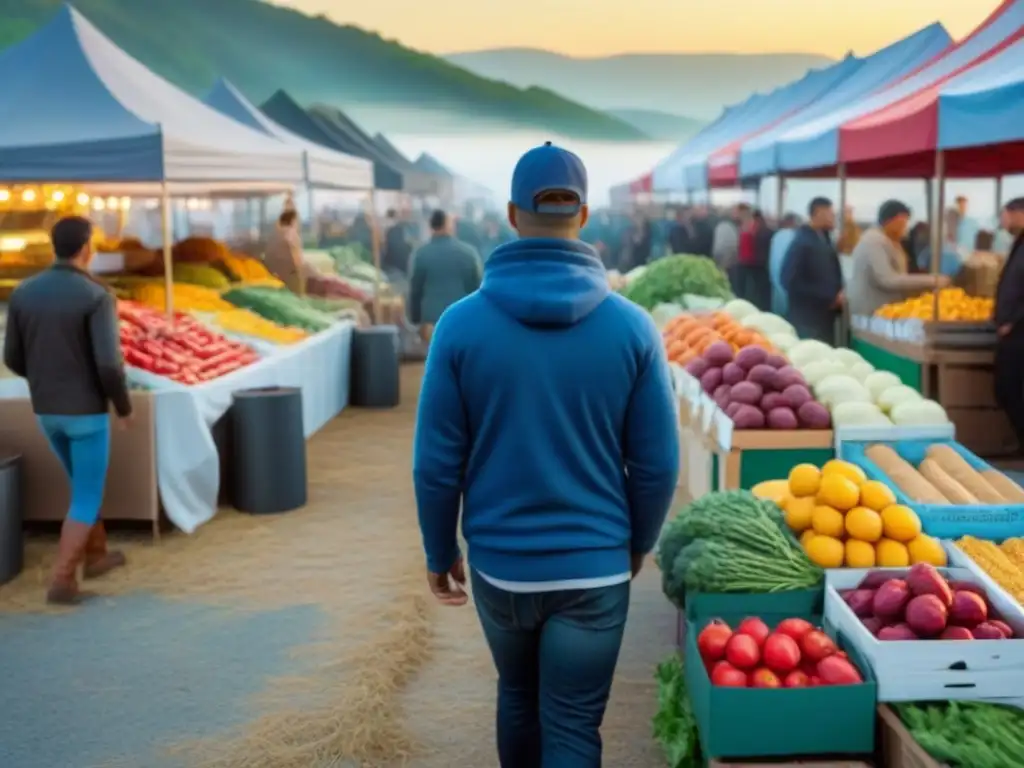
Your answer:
[926,445,1004,503]
[865,444,948,504]
[981,470,1024,503]
[919,458,978,505]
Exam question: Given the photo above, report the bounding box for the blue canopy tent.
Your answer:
[771,0,1024,176]
[682,53,865,192]
[938,41,1024,172]
[738,22,951,180]
[0,5,304,194]
[203,79,373,190]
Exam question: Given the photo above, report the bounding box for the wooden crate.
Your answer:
[877,706,942,768]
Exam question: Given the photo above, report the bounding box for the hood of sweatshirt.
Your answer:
[480,237,609,326]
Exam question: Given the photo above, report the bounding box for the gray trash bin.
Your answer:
[350,325,400,408]
[0,455,23,585]
[231,388,307,515]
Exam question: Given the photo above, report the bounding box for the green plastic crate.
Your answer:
[685,612,877,760]
[685,588,824,623]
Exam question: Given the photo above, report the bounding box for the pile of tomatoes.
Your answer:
[696,616,864,688]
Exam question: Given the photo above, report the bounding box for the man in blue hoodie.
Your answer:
[413,142,680,766]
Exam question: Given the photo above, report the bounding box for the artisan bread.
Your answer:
[981,470,1024,503]
[926,445,1005,503]
[865,444,949,504]
[919,458,977,505]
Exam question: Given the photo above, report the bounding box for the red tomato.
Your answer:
[725,633,761,669]
[808,675,822,687]
[749,668,781,688]
[800,630,838,663]
[816,656,863,686]
[736,617,771,646]
[697,620,733,663]
[783,670,809,688]
[710,661,748,687]
[775,618,814,642]
[762,633,801,674]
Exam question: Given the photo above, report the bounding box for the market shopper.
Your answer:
[713,204,744,293]
[264,209,305,295]
[993,198,1024,449]
[2,216,132,605]
[846,200,948,318]
[769,213,800,316]
[781,197,843,344]
[413,142,679,767]
[407,209,482,345]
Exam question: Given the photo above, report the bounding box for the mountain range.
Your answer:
[445,48,837,120]
[0,0,645,140]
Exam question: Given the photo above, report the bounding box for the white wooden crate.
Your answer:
[824,567,1024,703]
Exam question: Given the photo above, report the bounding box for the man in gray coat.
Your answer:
[408,210,483,344]
[847,200,948,318]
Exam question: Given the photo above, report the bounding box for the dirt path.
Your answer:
[0,364,675,767]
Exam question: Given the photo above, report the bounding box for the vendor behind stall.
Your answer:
[781,197,841,344]
[265,210,305,295]
[993,198,1024,449]
[847,200,948,318]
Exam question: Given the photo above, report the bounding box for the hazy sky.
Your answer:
[275,0,999,57]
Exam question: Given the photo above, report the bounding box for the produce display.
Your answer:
[212,309,308,345]
[656,490,823,607]
[620,254,732,310]
[865,443,1024,505]
[306,273,371,303]
[118,301,259,384]
[132,282,234,313]
[684,340,831,431]
[222,286,335,332]
[653,656,697,768]
[774,459,945,568]
[875,288,994,322]
[172,262,231,289]
[171,236,228,263]
[838,563,1016,640]
[697,616,864,688]
[894,701,1024,766]
[664,309,780,363]
[954,537,1024,603]
[785,340,950,427]
[220,253,282,286]
[330,244,384,294]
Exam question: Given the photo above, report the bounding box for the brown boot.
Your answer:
[82,521,127,580]
[46,519,95,605]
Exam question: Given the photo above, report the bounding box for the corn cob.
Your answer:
[1001,538,1024,570]
[956,536,1024,603]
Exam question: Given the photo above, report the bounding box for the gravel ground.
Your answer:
[0,364,677,767]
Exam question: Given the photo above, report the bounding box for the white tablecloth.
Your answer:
[0,322,354,533]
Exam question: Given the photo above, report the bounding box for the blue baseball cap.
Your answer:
[510,141,588,216]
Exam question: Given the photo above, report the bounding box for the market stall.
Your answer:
[0,7,368,533]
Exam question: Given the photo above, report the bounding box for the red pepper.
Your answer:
[124,348,155,369]
[140,340,165,360]
[151,359,180,376]
[196,349,240,372]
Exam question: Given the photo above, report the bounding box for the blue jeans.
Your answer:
[470,568,630,767]
[37,414,110,525]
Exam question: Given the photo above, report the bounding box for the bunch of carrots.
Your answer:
[662,311,776,366]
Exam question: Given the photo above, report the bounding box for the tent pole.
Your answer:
[837,164,848,245]
[367,189,381,324]
[775,175,785,220]
[995,176,1004,216]
[160,180,174,323]
[931,151,946,322]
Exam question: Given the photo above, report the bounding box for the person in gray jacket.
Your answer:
[408,210,483,344]
[847,200,949,318]
[713,204,745,293]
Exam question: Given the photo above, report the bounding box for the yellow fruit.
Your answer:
[845,506,883,543]
[859,480,897,512]
[881,504,922,543]
[788,464,822,497]
[845,539,876,568]
[784,496,816,533]
[908,535,948,566]
[817,475,861,511]
[822,459,867,486]
[811,505,845,538]
[752,479,790,504]
[876,538,910,567]
[805,535,845,568]
[800,529,817,547]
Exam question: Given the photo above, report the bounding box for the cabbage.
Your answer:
[832,401,893,427]
[891,399,949,426]
[651,302,685,328]
[832,348,866,368]
[864,371,903,401]
[722,298,758,320]
[768,332,798,352]
[877,385,923,414]
[802,359,845,386]
[848,361,875,382]
[789,340,833,368]
[741,311,795,336]
[816,375,871,408]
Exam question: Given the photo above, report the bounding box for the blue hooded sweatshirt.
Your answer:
[413,236,680,584]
